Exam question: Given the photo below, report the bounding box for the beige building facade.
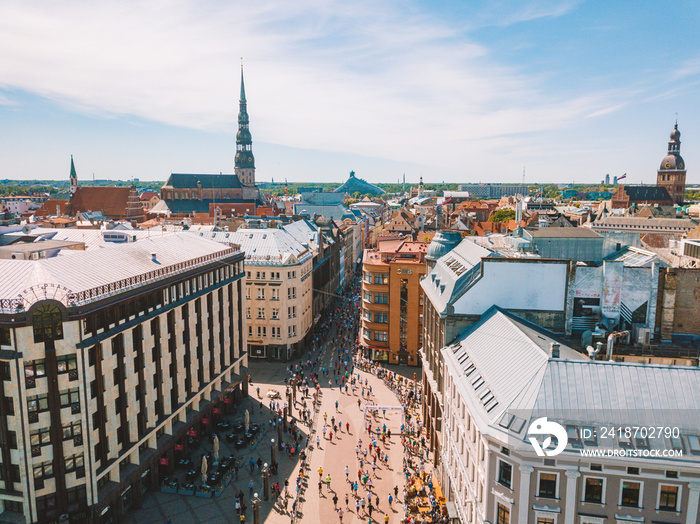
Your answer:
[0,234,247,523]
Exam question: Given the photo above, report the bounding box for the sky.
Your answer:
[1,1,699,186]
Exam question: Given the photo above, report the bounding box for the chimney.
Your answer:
[151,253,157,263]
[550,342,560,359]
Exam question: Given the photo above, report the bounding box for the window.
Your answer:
[27,393,49,416]
[374,331,388,342]
[374,273,388,285]
[25,359,46,378]
[0,327,10,346]
[271,327,281,339]
[288,306,297,319]
[374,312,388,323]
[288,288,296,299]
[56,354,78,374]
[271,289,280,301]
[375,293,388,304]
[246,307,251,319]
[364,272,371,283]
[62,421,82,441]
[257,326,266,337]
[536,519,554,524]
[620,480,642,507]
[583,477,604,503]
[248,326,253,337]
[34,460,53,479]
[364,291,372,302]
[271,308,280,320]
[363,328,371,339]
[688,435,700,454]
[288,325,296,338]
[497,460,512,489]
[30,427,51,447]
[65,454,85,474]
[287,271,296,279]
[59,388,80,408]
[257,288,265,300]
[658,484,679,511]
[245,287,250,300]
[496,503,509,524]
[32,303,63,343]
[538,472,557,499]
[363,309,372,321]
[257,308,265,319]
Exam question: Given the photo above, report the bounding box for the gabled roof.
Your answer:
[421,238,493,315]
[443,306,700,460]
[164,173,242,189]
[70,186,133,219]
[139,191,160,201]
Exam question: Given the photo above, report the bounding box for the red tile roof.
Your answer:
[70,187,132,219]
[35,199,70,217]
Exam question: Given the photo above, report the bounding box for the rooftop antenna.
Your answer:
[522,166,526,185]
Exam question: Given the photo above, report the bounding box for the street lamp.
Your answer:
[271,439,277,467]
[253,493,260,524]
[262,463,270,501]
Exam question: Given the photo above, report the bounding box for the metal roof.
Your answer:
[213,227,312,266]
[0,234,237,309]
[292,203,357,222]
[525,227,602,238]
[421,238,493,315]
[443,306,700,461]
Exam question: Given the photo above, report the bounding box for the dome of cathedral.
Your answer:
[426,231,462,261]
[660,153,685,171]
[670,126,681,141]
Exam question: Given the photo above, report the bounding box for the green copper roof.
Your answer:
[70,155,76,178]
[235,68,254,169]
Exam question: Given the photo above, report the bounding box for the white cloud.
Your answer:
[0,0,622,178]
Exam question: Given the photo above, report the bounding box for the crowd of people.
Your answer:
[260,273,448,523]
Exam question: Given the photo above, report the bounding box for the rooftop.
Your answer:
[444,306,700,462]
[525,227,601,238]
[0,234,239,311]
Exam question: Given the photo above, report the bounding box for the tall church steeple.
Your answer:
[235,66,255,187]
[69,155,78,195]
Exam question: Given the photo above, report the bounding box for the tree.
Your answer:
[488,208,516,223]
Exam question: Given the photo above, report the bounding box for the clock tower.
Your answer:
[235,66,255,188]
[656,122,686,205]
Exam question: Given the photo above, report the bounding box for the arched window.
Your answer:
[32,303,63,343]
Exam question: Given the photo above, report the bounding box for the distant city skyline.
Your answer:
[1,1,699,185]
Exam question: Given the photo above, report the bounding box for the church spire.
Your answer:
[69,155,78,195]
[235,66,255,186]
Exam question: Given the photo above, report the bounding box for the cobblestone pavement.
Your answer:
[125,331,429,523]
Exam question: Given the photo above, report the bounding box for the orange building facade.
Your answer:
[359,239,428,366]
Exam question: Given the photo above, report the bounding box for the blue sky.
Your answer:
[1,1,699,185]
